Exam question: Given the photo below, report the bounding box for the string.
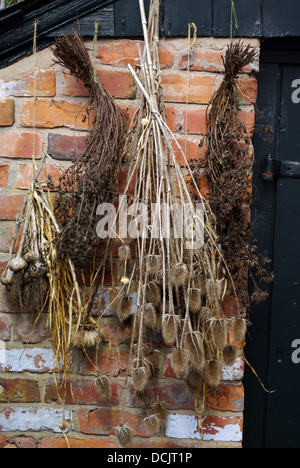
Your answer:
[230,0,239,41]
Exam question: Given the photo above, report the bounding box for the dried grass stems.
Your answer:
[51,29,126,266]
[192,41,273,307]
[111,0,246,446]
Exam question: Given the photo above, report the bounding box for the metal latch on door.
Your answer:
[262,155,300,181]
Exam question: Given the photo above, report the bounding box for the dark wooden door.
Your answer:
[243,39,300,448]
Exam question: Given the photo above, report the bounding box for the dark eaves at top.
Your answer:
[0,0,117,69]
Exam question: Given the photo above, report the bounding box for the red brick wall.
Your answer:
[0,37,259,449]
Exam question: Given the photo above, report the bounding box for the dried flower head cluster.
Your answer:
[191,41,274,307]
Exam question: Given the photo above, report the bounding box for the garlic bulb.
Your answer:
[23,251,35,264]
[1,268,14,286]
[9,256,27,272]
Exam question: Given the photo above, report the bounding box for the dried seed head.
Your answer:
[210,318,228,350]
[142,303,157,329]
[170,347,190,376]
[206,279,225,303]
[162,314,180,346]
[151,400,168,425]
[108,287,121,313]
[72,328,99,349]
[188,288,202,312]
[203,359,222,388]
[132,366,150,391]
[117,295,134,322]
[146,255,161,275]
[144,414,161,435]
[94,375,112,400]
[145,281,161,304]
[195,272,206,291]
[231,318,247,342]
[171,263,189,287]
[118,244,131,262]
[82,329,99,348]
[186,367,203,392]
[120,317,137,343]
[184,332,205,370]
[223,345,237,367]
[116,424,133,448]
[200,307,213,321]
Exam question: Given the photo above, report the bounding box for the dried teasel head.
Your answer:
[186,367,203,393]
[143,414,161,435]
[171,263,189,287]
[94,375,112,400]
[231,318,248,342]
[142,303,157,329]
[209,318,228,350]
[162,314,180,346]
[170,347,190,377]
[72,327,99,349]
[146,255,161,275]
[145,281,161,304]
[223,345,237,367]
[151,400,168,425]
[117,295,134,322]
[116,424,133,448]
[199,307,213,321]
[132,364,150,391]
[195,272,207,291]
[184,332,205,370]
[203,359,222,388]
[118,244,131,262]
[206,279,225,303]
[107,287,121,314]
[188,288,202,312]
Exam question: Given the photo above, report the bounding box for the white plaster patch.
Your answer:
[222,357,244,381]
[0,347,57,372]
[165,414,242,442]
[0,407,72,433]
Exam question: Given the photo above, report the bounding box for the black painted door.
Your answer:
[243,41,300,448]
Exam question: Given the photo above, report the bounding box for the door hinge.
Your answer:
[262,155,300,181]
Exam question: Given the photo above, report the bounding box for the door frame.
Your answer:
[243,37,300,448]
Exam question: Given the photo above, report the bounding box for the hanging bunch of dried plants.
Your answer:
[51,28,126,267]
[103,0,246,446]
[191,41,274,307]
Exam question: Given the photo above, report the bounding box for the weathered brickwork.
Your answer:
[0,37,259,448]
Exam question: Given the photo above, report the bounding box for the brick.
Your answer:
[98,40,174,68]
[0,163,9,187]
[79,407,150,437]
[161,73,214,104]
[17,162,70,190]
[0,195,25,221]
[0,315,10,340]
[165,106,208,135]
[45,379,122,406]
[180,48,224,72]
[236,77,258,105]
[165,414,243,442]
[240,109,255,136]
[21,100,92,130]
[77,348,130,377]
[63,69,136,99]
[0,436,36,449]
[5,69,56,98]
[0,133,43,159]
[48,133,87,161]
[16,315,50,344]
[171,135,204,166]
[0,406,72,433]
[39,438,117,449]
[0,100,15,126]
[0,378,40,403]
